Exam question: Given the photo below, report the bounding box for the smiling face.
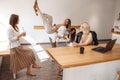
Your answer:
[64,19,69,25]
[64,19,71,26]
[80,22,90,34]
[79,26,83,32]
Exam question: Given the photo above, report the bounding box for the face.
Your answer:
[64,19,70,26]
[80,26,83,32]
[80,22,90,34]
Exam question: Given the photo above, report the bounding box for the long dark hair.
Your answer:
[64,18,71,33]
[65,18,71,28]
[9,14,19,32]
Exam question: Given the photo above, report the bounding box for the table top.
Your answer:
[46,44,120,68]
[0,42,10,56]
[112,32,120,36]
[0,50,10,56]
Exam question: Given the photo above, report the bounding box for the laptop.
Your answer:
[92,39,117,53]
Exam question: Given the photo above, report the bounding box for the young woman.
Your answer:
[73,22,98,47]
[56,18,76,43]
[7,14,41,77]
[33,1,76,47]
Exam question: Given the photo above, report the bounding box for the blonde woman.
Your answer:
[73,22,98,47]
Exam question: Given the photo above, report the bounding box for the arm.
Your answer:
[78,35,93,46]
[37,6,44,18]
[73,33,93,47]
[7,28,18,42]
[53,24,63,32]
[7,28,26,42]
[34,1,52,21]
[33,0,43,18]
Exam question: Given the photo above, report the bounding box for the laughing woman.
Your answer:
[73,22,98,47]
[7,14,41,77]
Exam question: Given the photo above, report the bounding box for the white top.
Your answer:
[57,26,68,38]
[7,26,21,49]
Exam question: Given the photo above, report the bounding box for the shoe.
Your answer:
[32,64,41,69]
[26,72,36,76]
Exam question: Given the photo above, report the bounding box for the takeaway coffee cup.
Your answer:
[80,47,84,54]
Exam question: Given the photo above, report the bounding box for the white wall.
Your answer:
[0,0,116,43]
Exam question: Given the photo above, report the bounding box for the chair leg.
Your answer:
[13,73,16,79]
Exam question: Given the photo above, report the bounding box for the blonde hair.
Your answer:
[80,22,90,34]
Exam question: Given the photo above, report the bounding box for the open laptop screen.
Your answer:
[92,39,117,53]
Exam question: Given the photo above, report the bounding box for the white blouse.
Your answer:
[57,26,68,38]
[7,26,21,49]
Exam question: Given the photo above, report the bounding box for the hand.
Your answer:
[63,36,68,39]
[53,24,59,32]
[72,42,79,47]
[53,26,58,32]
[17,32,26,39]
[21,32,26,36]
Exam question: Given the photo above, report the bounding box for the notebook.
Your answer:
[92,39,117,53]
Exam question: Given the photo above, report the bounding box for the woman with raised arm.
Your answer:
[33,0,76,47]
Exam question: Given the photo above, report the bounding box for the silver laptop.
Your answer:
[92,39,117,53]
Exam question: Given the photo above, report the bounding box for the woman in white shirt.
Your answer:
[7,14,41,76]
[56,19,76,43]
[56,19,71,41]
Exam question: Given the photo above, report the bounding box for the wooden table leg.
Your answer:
[56,66,63,80]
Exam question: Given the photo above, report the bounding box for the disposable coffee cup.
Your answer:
[23,32,26,36]
[80,47,84,54]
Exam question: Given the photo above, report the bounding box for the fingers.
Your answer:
[72,42,78,47]
[21,32,26,36]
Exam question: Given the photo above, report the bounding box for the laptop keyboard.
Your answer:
[92,46,105,51]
